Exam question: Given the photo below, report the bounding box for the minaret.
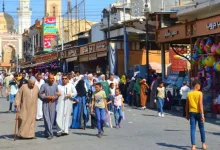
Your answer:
[45,0,62,17]
[17,0,32,34]
[2,0,5,12]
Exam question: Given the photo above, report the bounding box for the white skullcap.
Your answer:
[88,74,93,77]
[29,76,36,82]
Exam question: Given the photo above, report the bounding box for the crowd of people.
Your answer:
[0,70,208,149]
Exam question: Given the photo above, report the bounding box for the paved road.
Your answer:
[0,97,219,150]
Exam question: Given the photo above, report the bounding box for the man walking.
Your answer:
[14,77,39,139]
[35,73,45,121]
[39,74,59,140]
[56,74,77,136]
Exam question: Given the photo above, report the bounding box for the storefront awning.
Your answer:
[79,55,89,62]
[97,52,107,57]
[89,53,97,61]
[110,27,145,39]
[66,57,77,62]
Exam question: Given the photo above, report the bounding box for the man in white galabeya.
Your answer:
[35,73,45,121]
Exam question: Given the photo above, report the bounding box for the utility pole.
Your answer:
[107,9,111,75]
[123,0,128,75]
[61,15,64,51]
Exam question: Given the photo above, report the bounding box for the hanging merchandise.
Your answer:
[205,55,216,67]
[202,58,206,66]
[194,39,200,49]
[192,52,199,61]
[199,39,205,54]
[198,58,204,71]
[211,44,217,54]
[204,38,212,53]
[214,61,220,72]
[216,42,220,55]
[205,66,211,72]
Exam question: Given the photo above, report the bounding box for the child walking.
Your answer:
[91,83,108,138]
[108,83,115,114]
[156,81,166,117]
[113,88,124,129]
[186,80,207,150]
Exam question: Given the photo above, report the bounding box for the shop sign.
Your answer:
[34,52,57,63]
[80,41,107,55]
[66,48,77,58]
[206,22,220,30]
[96,41,107,51]
[54,41,76,51]
[165,30,179,38]
[43,17,57,52]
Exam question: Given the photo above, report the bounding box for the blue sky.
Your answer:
[3,0,116,27]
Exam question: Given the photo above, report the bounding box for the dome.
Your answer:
[0,12,14,33]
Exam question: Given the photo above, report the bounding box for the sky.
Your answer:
[3,0,117,27]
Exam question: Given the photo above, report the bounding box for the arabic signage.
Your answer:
[43,17,57,52]
[34,52,57,63]
[206,22,220,30]
[80,41,107,55]
[54,41,76,51]
[59,47,78,59]
[165,30,179,38]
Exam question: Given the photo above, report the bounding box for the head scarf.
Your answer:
[133,78,141,94]
[120,75,126,84]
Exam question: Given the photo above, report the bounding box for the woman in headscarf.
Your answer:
[140,79,149,110]
[71,75,88,130]
[119,75,127,101]
[133,78,141,107]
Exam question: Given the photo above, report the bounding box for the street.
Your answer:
[0,97,219,150]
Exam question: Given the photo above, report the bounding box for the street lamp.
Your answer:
[145,5,150,83]
[102,8,111,76]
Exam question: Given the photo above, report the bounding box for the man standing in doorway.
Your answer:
[39,74,59,140]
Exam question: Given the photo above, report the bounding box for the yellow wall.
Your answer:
[117,50,170,75]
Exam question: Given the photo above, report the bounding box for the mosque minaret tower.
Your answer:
[17,0,32,34]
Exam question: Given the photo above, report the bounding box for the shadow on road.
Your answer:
[164,129,189,132]
[141,114,157,117]
[0,134,14,141]
[0,111,11,114]
[156,143,191,150]
[212,132,220,136]
[73,132,97,137]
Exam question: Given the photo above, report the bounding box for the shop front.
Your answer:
[33,52,58,73]
[79,40,108,74]
[157,14,220,112]
[54,41,78,73]
[59,47,78,73]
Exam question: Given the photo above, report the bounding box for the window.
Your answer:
[53,6,56,17]
[36,34,38,47]
[116,42,121,49]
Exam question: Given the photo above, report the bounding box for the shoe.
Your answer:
[202,144,208,150]
[97,132,102,138]
[56,132,62,137]
[116,125,119,129]
[61,133,69,136]
[47,136,53,140]
[8,110,11,113]
[161,114,165,118]
[101,127,104,133]
[158,113,161,117]
[119,124,121,128]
